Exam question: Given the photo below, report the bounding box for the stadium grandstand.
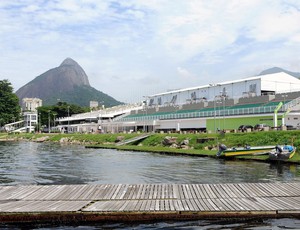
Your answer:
[55,72,300,133]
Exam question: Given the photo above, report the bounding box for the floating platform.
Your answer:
[1,183,300,224]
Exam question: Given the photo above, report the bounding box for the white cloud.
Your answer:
[177,67,197,80]
[1,0,300,102]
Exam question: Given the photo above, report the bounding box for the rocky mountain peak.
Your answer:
[15,58,122,106]
[60,57,79,67]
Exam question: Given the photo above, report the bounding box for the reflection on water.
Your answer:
[1,141,300,229]
[3,218,300,230]
[1,141,299,185]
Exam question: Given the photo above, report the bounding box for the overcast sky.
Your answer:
[1,0,300,103]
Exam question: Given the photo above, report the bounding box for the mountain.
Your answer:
[259,67,300,78]
[16,58,122,107]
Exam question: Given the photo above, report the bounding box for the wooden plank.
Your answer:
[286,183,300,195]
[220,184,239,198]
[228,198,249,211]
[226,183,247,198]
[0,200,90,212]
[265,197,295,210]
[141,185,148,200]
[202,198,218,211]
[144,184,152,200]
[211,184,227,199]
[123,184,135,200]
[183,184,193,199]
[192,198,207,211]
[149,200,156,211]
[9,185,46,200]
[168,199,175,211]
[250,183,272,197]
[241,197,269,210]
[203,184,218,199]
[197,184,211,199]
[186,199,197,211]
[174,199,185,211]
[236,183,256,197]
[3,183,300,222]
[84,201,115,212]
[273,197,300,210]
[115,184,129,200]
[254,196,280,210]
[135,200,144,211]
[192,184,207,199]
[220,198,243,211]
[119,200,131,211]
[188,184,198,199]
[106,200,125,211]
[172,184,180,199]
[152,184,158,200]
[258,183,288,197]
[212,198,232,211]
[132,184,143,200]
[155,200,160,211]
[281,183,300,196]
[176,184,185,199]
[274,183,299,196]
[76,185,98,200]
[126,200,139,211]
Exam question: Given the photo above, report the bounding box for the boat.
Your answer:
[216,144,275,157]
[268,145,296,161]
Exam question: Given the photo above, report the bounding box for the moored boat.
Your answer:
[216,144,275,157]
[268,145,296,161]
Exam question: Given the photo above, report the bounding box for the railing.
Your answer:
[121,96,300,122]
[284,96,300,110]
[120,105,280,122]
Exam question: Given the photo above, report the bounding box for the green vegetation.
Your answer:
[44,85,123,107]
[1,130,300,163]
[0,80,21,126]
[37,102,90,127]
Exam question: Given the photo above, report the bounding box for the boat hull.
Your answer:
[224,146,275,157]
[268,148,296,161]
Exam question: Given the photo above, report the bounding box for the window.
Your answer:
[170,95,177,104]
[157,97,162,105]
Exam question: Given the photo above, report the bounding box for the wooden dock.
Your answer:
[1,183,300,223]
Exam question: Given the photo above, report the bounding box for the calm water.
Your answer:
[1,141,300,229]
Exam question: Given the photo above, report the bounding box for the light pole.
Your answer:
[214,98,216,133]
[53,113,57,128]
[67,106,70,133]
[47,112,50,133]
[142,96,148,133]
[223,96,225,130]
[38,113,41,133]
[214,96,221,133]
[214,98,222,132]
[174,105,180,132]
[282,94,288,106]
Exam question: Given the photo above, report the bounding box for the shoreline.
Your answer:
[1,132,300,164]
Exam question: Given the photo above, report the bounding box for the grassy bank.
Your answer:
[1,131,300,163]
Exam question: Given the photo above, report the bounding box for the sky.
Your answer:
[1,0,300,104]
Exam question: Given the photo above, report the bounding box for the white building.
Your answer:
[145,72,300,107]
[22,98,42,111]
[55,72,300,133]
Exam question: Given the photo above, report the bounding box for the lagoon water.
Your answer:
[1,141,300,229]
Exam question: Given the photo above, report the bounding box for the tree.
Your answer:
[0,80,21,125]
[37,102,89,127]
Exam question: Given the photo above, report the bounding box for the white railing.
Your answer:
[120,105,280,122]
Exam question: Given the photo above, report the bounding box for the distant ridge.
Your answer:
[16,58,122,107]
[259,67,300,78]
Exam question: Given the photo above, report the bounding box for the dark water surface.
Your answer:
[1,141,300,229]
